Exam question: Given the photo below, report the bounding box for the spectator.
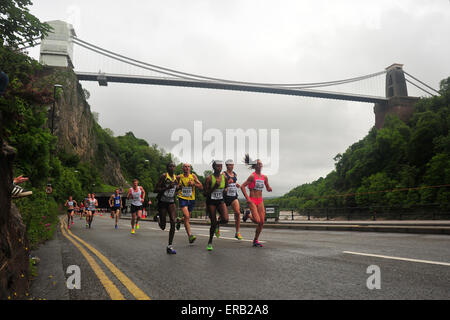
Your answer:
[12,175,32,198]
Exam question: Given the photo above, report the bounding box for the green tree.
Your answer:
[0,0,51,47]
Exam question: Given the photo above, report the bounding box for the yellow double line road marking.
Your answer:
[60,218,150,300]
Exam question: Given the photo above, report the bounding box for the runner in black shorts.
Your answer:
[109,189,123,229]
[64,196,77,229]
[223,159,243,240]
[127,179,145,234]
[154,162,179,254]
[204,160,229,251]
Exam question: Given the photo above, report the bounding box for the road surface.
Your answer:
[36,214,450,300]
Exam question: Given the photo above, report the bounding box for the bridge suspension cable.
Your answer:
[72,36,387,89]
[405,79,436,97]
[404,71,440,96]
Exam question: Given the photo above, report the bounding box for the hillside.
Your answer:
[1,46,178,247]
[267,77,450,212]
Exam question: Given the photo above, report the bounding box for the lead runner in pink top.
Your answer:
[240,154,273,247]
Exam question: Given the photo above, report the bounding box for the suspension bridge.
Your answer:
[20,20,440,128]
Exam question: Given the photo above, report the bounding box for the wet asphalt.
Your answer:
[32,214,450,300]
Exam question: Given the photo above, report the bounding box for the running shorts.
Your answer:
[130,204,143,213]
[224,195,238,207]
[179,199,195,213]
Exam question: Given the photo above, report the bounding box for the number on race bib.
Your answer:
[255,180,265,191]
[211,189,224,200]
[227,184,237,197]
[164,188,176,198]
[182,187,193,198]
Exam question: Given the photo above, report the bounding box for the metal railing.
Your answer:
[277,204,450,221]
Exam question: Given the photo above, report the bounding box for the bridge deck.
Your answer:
[75,71,388,104]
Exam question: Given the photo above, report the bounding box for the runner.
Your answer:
[240,154,273,247]
[85,194,96,229]
[92,193,98,216]
[223,159,243,240]
[176,163,203,244]
[127,179,145,234]
[205,160,229,251]
[154,162,179,254]
[64,196,77,229]
[109,189,123,229]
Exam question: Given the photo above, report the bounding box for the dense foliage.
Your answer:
[267,77,450,212]
[0,0,51,47]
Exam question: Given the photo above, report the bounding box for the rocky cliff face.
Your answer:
[43,67,126,187]
[0,141,30,300]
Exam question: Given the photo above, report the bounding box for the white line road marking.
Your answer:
[343,251,450,267]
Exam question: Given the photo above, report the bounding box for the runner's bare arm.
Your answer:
[140,186,146,203]
[240,175,254,201]
[154,174,166,193]
[264,176,273,192]
[193,174,203,190]
[204,176,212,195]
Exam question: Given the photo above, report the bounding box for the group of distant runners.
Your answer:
[64,154,272,254]
[64,193,99,229]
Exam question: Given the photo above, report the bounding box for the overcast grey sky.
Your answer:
[27,1,450,196]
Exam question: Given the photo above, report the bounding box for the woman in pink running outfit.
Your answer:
[240,154,272,247]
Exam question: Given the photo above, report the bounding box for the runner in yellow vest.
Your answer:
[176,163,203,244]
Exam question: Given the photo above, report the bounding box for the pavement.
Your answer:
[29,231,70,300]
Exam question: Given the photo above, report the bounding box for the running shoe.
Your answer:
[176,218,181,231]
[243,210,250,222]
[235,232,243,240]
[131,228,135,234]
[68,224,70,229]
[86,223,88,228]
[206,244,213,251]
[253,240,263,247]
[136,223,140,230]
[166,246,176,254]
[71,221,74,225]
[215,226,220,238]
[189,235,197,244]
[115,224,118,230]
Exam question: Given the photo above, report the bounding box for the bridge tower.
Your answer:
[374,64,419,129]
[40,20,76,68]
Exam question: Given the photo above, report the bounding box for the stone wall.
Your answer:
[374,96,419,129]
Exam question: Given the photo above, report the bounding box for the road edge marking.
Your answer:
[343,251,450,267]
[60,220,125,300]
[65,220,151,300]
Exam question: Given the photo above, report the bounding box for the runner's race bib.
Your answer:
[211,189,224,200]
[227,183,237,197]
[164,187,176,198]
[115,199,120,205]
[182,186,193,198]
[254,179,265,191]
